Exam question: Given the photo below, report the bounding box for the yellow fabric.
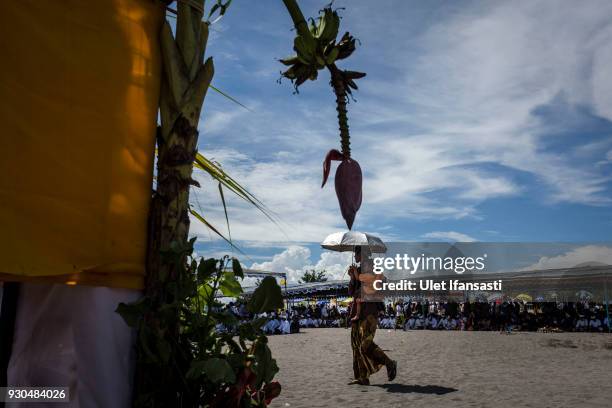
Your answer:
[0,0,164,289]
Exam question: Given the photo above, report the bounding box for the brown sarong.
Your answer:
[351,314,391,381]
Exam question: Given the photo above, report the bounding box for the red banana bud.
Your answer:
[322,149,363,230]
[335,158,362,230]
[322,149,344,187]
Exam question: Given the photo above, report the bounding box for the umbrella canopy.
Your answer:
[337,297,354,306]
[321,231,387,253]
[575,290,593,300]
[515,293,533,302]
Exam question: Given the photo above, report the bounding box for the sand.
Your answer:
[268,329,612,408]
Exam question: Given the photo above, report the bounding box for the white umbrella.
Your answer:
[575,290,593,300]
[320,231,387,253]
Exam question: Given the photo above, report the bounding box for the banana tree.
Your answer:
[137,0,216,401]
[281,0,366,230]
[148,0,213,292]
[131,1,285,405]
[152,1,276,284]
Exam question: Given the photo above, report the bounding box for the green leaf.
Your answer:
[219,272,243,297]
[193,152,284,236]
[252,337,279,388]
[189,207,245,254]
[115,298,150,327]
[198,283,215,304]
[116,303,140,327]
[187,358,236,384]
[209,84,252,112]
[160,238,195,267]
[232,257,244,279]
[213,310,239,327]
[236,317,267,344]
[218,183,232,244]
[247,276,284,314]
[198,258,218,281]
[207,0,234,24]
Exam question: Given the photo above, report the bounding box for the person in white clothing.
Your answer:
[7,283,139,408]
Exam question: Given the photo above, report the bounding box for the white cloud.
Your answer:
[354,0,612,207]
[595,149,612,167]
[591,26,612,120]
[522,245,612,270]
[422,231,477,242]
[189,147,345,243]
[191,0,612,248]
[313,251,354,281]
[200,109,248,135]
[249,246,352,284]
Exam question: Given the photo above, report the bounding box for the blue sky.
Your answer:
[186,0,612,282]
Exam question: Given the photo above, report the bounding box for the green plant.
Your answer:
[117,240,284,407]
[281,0,366,229]
[299,269,328,283]
[126,1,286,406]
[190,150,281,249]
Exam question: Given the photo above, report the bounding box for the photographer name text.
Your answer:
[373,279,503,292]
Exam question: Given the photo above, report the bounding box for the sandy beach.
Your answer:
[268,329,612,408]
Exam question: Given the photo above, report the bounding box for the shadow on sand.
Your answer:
[374,384,458,395]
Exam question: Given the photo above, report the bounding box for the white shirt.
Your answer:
[280,320,291,334]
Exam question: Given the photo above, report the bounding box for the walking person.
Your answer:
[347,246,397,385]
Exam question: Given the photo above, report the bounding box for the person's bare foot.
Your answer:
[348,378,370,385]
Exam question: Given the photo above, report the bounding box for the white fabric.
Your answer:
[280,320,290,334]
[7,282,140,408]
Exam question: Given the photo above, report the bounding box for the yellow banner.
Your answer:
[0,0,164,289]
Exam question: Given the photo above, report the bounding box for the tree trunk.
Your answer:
[281,0,312,40]
[328,64,351,158]
[138,0,213,403]
[281,1,352,159]
[148,1,213,296]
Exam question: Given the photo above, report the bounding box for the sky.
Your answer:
[185,0,612,284]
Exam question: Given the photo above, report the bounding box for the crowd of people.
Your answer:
[217,300,611,335]
[216,302,347,335]
[382,300,610,332]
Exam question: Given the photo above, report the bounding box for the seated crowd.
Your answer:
[391,300,610,332]
[216,300,611,334]
[216,302,347,335]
